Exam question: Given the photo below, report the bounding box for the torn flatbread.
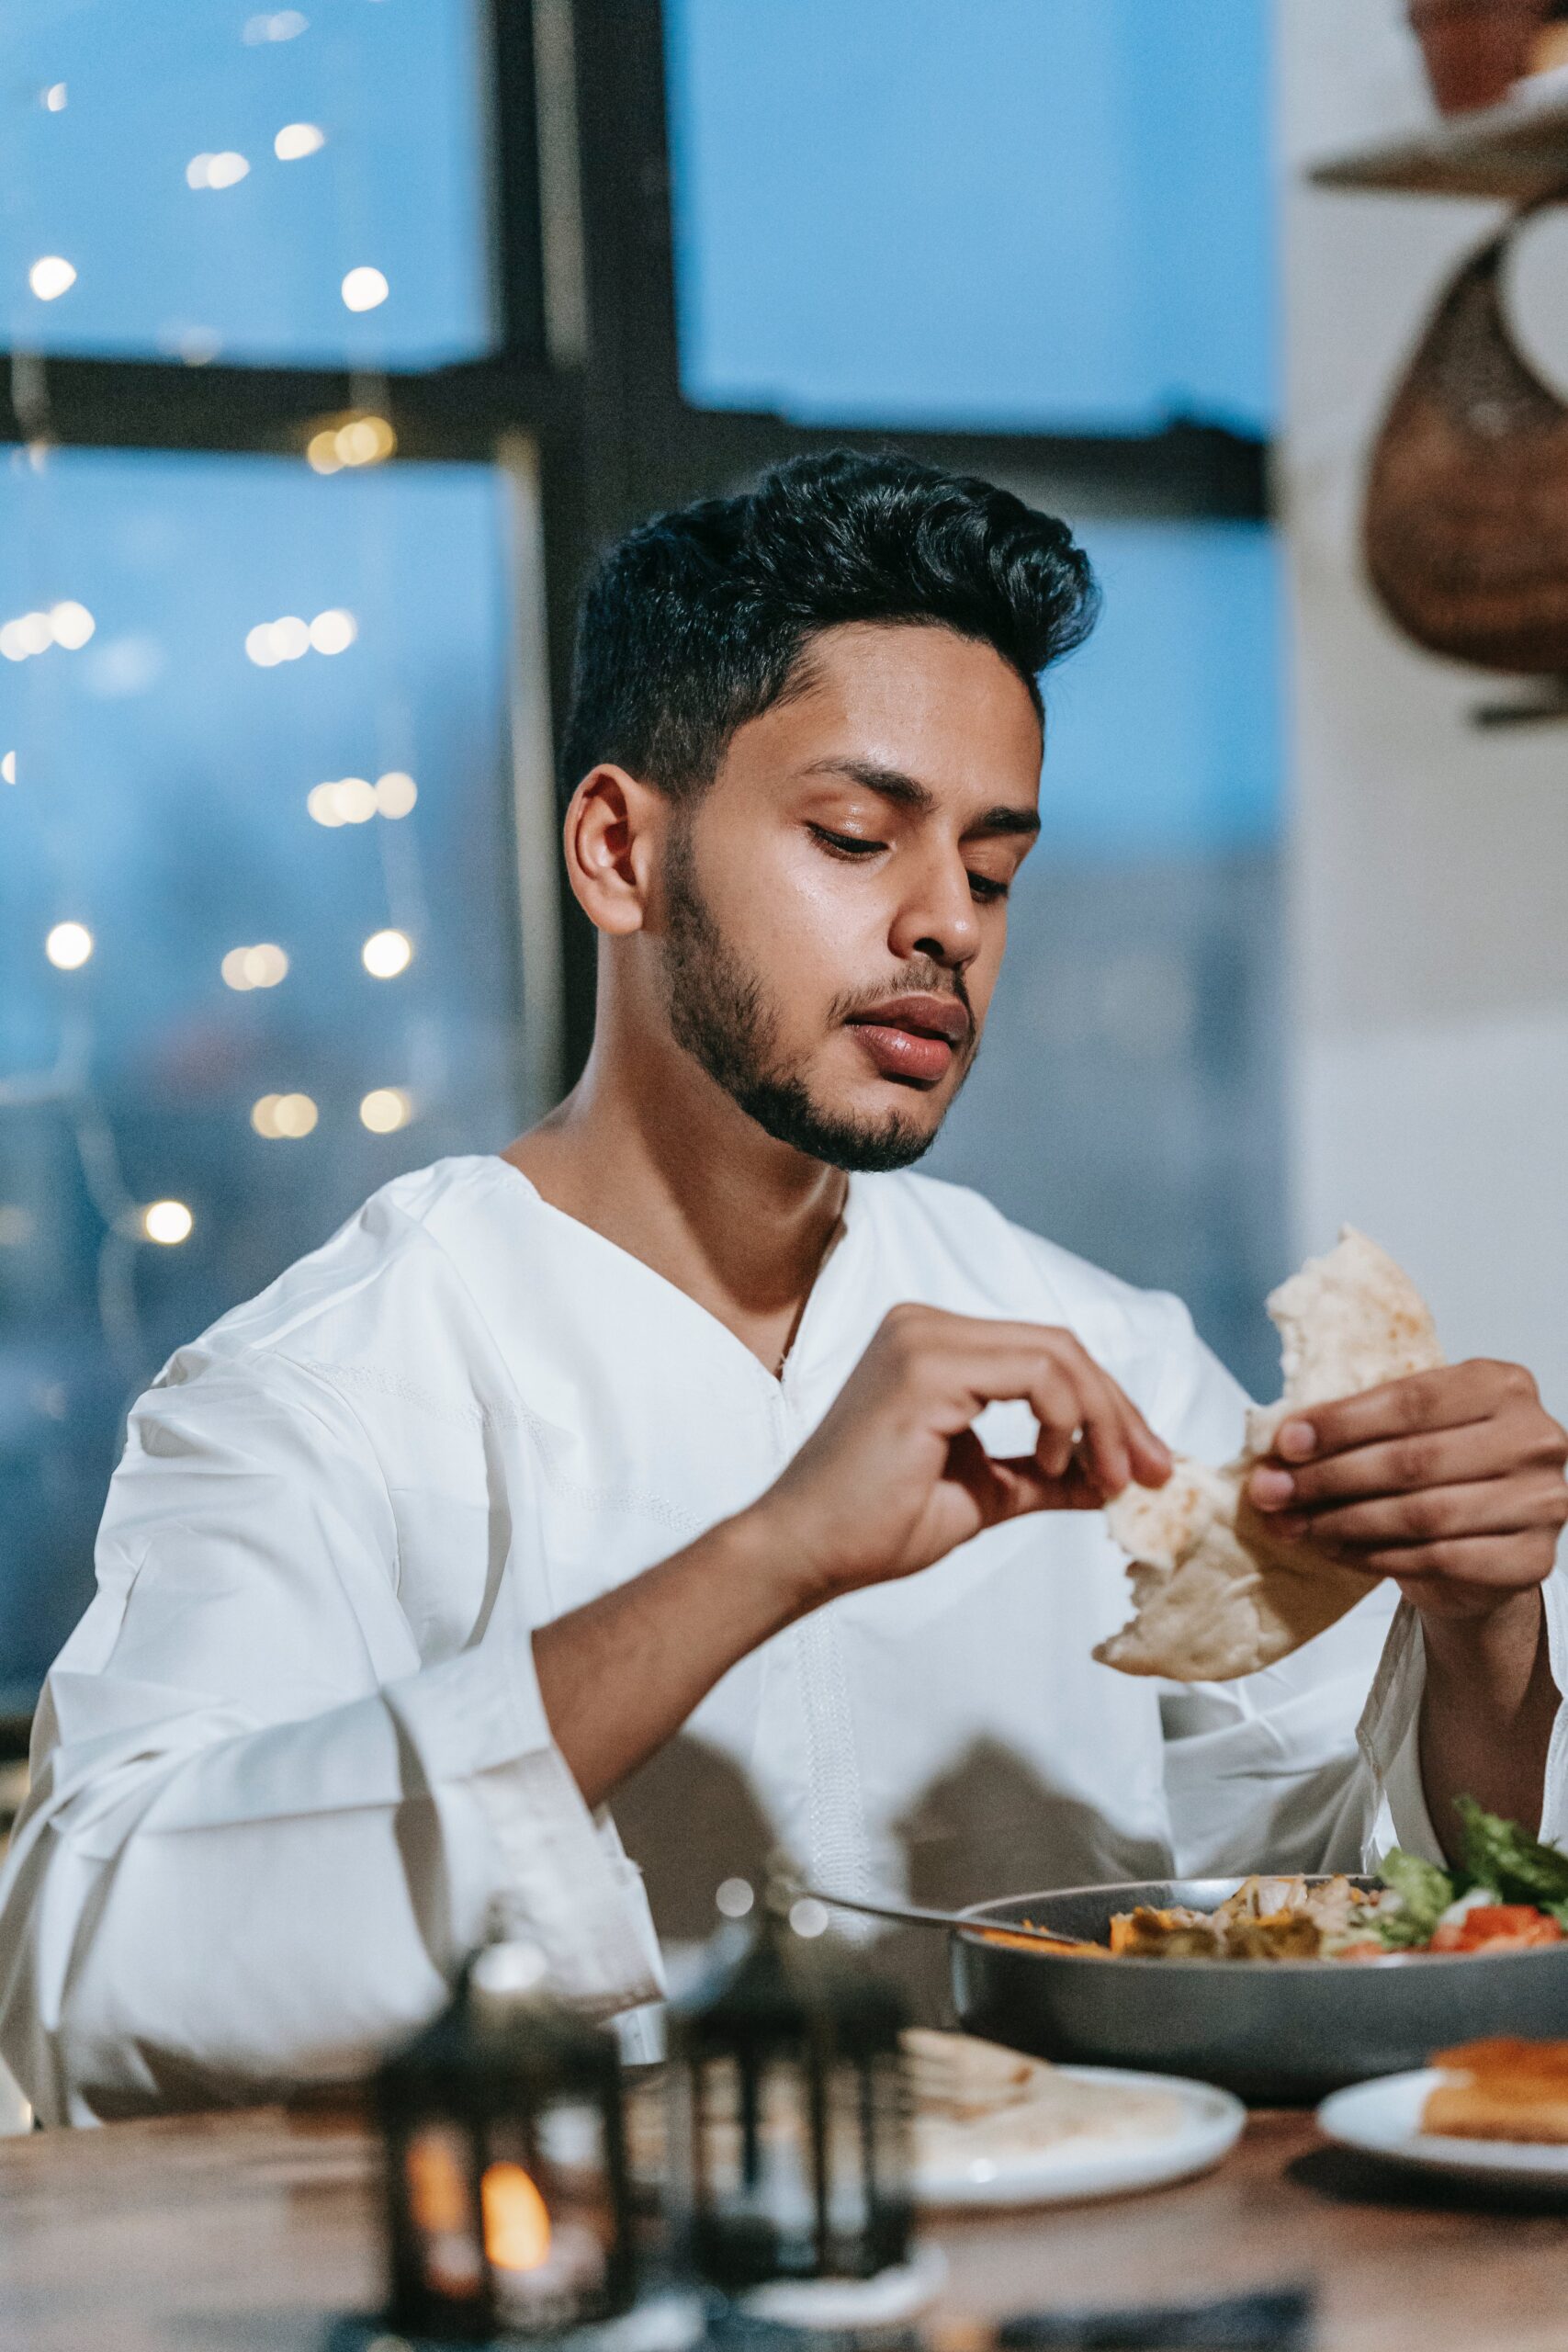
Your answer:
[1095,1227,1444,1682]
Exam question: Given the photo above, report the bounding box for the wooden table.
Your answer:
[2,2105,1567,2352]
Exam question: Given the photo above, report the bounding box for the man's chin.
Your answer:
[731,1071,945,1173]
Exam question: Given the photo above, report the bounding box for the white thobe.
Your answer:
[4,1155,1564,2124]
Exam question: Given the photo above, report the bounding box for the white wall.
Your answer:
[1280,0,1568,1419]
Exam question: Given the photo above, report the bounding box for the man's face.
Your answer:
[657,621,1044,1171]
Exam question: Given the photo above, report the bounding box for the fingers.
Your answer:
[874,1306,1172,1501]
[1249,1407,1567,1512]
[1265,1471,1568,1555]
[1268,1360,1541,1465]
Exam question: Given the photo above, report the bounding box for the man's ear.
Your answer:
[560,764,666,935]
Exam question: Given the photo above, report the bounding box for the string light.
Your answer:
[45,922,94,970]
[374,770,417,818]
[308,607,356,654]
[141,1200,194,1245]
[28,256,76,301]
[251,1091,318,1139]
[48,600,95,649]
[1,752,15,785]
[362,928,412,978]
[246,613,348,665]
[1,603,94,661]
[186,152,251,191]
[275,122,325,161]
[220,943,289,990]
[359,1086,412,1133]
[306,412,396,474]
[42,84,67,112]
[341,266,389,313]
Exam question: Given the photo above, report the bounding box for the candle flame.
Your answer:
[482,2162,552,2273]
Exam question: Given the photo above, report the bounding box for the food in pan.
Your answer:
[978,1801,1568,1963]
[1422,2039,1568,2143]
[1096,1227,1444,1682]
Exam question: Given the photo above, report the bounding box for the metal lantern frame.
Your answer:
[375,1962,636,2344]
[671,1908,912,2295]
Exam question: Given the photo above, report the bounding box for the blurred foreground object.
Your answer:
[374,1940,635,2342]
[669,1880,911,2295]
[1407,0,1547,113]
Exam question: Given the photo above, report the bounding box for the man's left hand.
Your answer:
[1247,1361,1568,1623]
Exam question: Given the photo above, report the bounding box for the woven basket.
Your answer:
[1363,204,1568,673]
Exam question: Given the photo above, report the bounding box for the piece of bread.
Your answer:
[1097,1229,1443,1683]
[1423,2039,1568,2143]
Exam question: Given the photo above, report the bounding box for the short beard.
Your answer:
[659,819,954,1174]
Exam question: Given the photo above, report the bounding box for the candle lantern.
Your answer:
[374,1941,635,2343]
[668,1883,911,2295]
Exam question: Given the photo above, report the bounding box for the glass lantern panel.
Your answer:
[693,2052,816,2276]
[483,2105,615,2330]
[405,2121,485,2305]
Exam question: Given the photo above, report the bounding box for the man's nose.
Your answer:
[887,850,981,971]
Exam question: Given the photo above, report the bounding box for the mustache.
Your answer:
[829,964,976,1038]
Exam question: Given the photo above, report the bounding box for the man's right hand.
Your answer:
[745,1304,1173,1606]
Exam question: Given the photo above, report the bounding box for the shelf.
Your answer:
[1309,70,1568,199]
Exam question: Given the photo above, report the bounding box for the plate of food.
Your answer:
[905,2029,1244,2208]
[952,1801,1568,2104]
[1318,2040,1568,2186]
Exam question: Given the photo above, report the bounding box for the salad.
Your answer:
[993,1800,1568,1962]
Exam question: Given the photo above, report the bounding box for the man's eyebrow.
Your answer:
[800,757,1041,839]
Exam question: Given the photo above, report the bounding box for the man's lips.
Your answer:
[845,994,971,1086]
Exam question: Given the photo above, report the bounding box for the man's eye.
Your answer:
[969,874,1010,904]
[809,824,885,858]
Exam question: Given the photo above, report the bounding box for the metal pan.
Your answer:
[951,1878,1568,2106]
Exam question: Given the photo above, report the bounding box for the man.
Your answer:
[2,453,1564,2123]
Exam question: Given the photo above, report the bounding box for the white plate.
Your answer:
[912,2065,1245,2208]
[1319,2069,1568,2186]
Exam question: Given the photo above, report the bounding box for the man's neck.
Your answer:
[502,1026,848,1378]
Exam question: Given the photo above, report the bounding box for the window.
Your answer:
[0,447,539,1700]
[0,0,491,367]
[665,0,1274,434]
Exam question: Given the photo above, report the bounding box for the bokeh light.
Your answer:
[221,943,289,990]
[28,256,76,301]
[341,266,389,312]
[186,152,250,191]
[308,607,355,654]
[275,122,325,161]
[359,1086,412,1134]
[45,922,94,970]
[141,1200,194,1246]
[48,600,95,649]
[251,1091,318,1139]
[374,770,417,818]
[362,928,412,978]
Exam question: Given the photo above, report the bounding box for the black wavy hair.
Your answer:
[558,449,1099,805]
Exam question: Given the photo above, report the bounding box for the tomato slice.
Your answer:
[1430,1905,1566,1953]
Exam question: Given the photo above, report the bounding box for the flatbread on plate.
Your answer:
[1094,1227,1443,1682]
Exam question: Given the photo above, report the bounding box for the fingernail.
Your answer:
[1277,1419,1316,1462]
[1250,1466,1294,1509]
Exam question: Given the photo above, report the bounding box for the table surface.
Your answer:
[3,2103,1568,2352]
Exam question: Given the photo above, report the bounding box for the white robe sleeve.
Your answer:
[0,1351,660,2125]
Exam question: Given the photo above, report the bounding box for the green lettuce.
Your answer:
[1374,1847,1455,1948]
[1455,1796,1568,1908]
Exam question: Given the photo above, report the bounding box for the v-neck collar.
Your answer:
[486,1155,865,1393]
